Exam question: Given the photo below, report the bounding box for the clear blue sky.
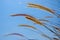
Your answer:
[0,0,60,40]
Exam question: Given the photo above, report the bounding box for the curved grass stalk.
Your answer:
[10,14,31,16]
[4,33,28,39]
[27,3,60,17]
[25,16,44,25]
[28,3,55,13]
[19,24,38,30]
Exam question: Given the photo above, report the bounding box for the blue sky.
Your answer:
[0,0,60,40]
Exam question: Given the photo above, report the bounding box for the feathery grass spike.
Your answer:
[28,3,55,13]
[25,16,43,25]
[19,24,38,30]
[28,3,60,17]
